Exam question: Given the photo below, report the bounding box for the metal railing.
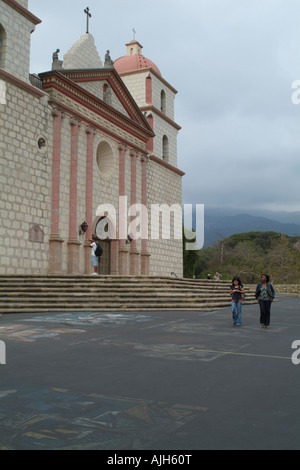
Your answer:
[29,73,43,90]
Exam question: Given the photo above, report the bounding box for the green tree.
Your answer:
[222,240,264,283]
[267,235,300,283]
[192,231,300,283]
[183,226,201,278]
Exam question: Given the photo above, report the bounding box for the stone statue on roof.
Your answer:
[52,49,63,71]
[104,50,114,68]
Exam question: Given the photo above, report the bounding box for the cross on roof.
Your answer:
[84,7,92,34]
[132,28,136,40]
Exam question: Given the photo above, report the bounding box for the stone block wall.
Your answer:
[147,160,183,277]
[0,81,52,274]
[120,71,147,109]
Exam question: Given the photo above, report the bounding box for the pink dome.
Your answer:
[114,54,161,76]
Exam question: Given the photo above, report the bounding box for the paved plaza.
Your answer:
[0,296,299,450]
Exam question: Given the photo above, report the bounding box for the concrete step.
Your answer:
[0,276,241,288]
[0,301,246,314]
[0,275,257,314]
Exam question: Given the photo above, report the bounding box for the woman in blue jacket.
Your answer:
[230,277,245,326]
[255,274,275,328]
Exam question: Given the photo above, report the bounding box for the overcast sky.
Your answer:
[28,0,300,214]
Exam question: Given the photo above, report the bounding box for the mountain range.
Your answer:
[199,208,300,247]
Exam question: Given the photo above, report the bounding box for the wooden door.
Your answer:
[98,240,111,274]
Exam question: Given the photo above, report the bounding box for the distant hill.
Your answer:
[202,209,300,247]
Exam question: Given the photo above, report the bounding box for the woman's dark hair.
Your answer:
[232,276,242,285]
[261,274,270,283]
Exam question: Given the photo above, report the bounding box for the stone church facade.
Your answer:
[0,0,184,277]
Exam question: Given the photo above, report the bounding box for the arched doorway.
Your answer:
[94,216,114,275]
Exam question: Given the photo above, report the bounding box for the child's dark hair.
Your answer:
[232,276,242,285]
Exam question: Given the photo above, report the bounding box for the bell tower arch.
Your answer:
[0,0,41,82]
[0,23,7,69]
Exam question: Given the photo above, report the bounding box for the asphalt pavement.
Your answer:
[0,296,299,450]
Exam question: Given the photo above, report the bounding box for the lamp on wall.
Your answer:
[126,233,134,244]
[79,221,89,235]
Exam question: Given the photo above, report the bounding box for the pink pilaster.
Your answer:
[50,109,62,237]
[84,126,95,274]
[118,144,129,275]
[141,154,150,275]
[68,118,81,274]
[130,150,140,275]
[49,108,64,274]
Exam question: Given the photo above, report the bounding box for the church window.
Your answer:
[37,136,48,153]
[162,135,169,162]
[161,90,166,114]
[0,24,7,69]
[96,141,115,178]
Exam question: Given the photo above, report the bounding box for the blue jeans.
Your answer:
[259,300,272,326]
[232,300,243,325]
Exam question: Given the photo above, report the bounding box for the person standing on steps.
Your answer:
[230,276,245,326]
[255,274,275,328]
[89,236,102,275]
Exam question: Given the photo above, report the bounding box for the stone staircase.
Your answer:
[0,275,257,314]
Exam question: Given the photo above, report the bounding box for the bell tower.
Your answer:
[114,40,181,168]
[0,0,41,83]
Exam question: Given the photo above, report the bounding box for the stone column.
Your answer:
[129,150,140,275]
[141,154,151,275]
[84,126,96,273]
[110,240,119,275]
[49,108,64,274]
[67,117,81,274]
[118,144,129,275]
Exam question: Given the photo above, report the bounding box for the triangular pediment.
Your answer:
[60,68,152,132]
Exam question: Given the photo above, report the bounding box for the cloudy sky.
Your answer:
[28,0,300,214]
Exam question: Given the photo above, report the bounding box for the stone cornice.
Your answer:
[2,0,41,26]
[141,105,182,131]
[150,154,185,177]
[0,69,45,98]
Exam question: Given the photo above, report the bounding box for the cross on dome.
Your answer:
[84,7,92,34]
